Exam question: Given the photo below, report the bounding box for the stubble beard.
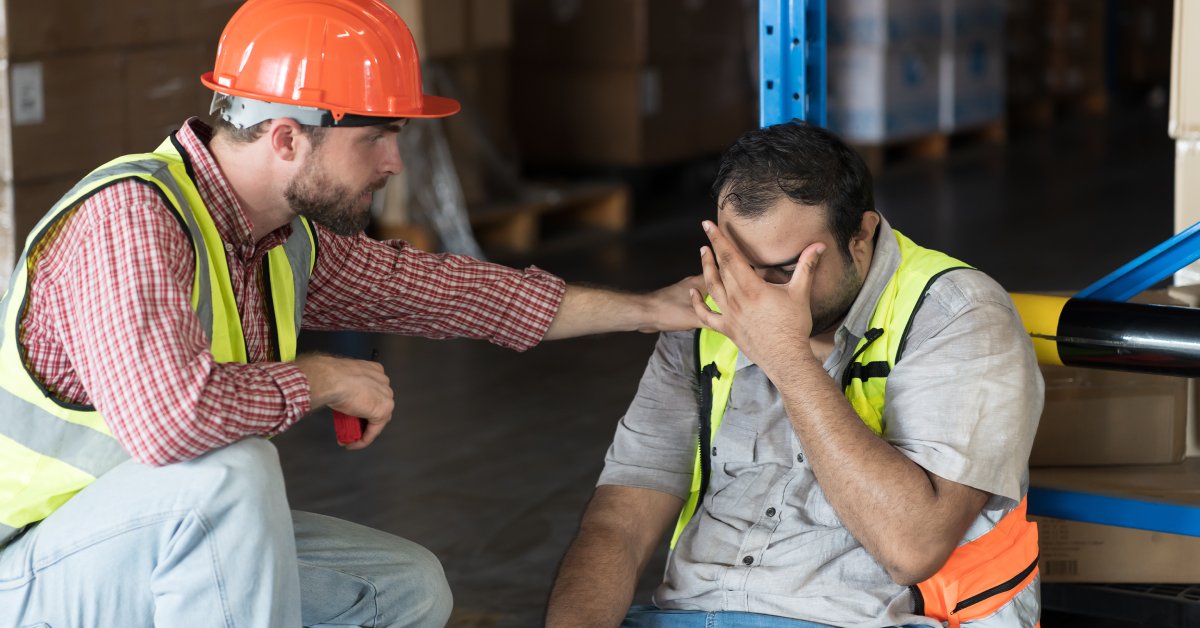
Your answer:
[284,155,386,237]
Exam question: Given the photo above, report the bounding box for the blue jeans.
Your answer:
[623,605,928,628]
[0,438,452,627]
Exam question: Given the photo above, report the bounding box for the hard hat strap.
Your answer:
[211,93,405,129]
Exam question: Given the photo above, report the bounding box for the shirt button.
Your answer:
[742,555,754,566]
[224,242,233,252]
[796,453,805,463]
[711,446,718,457]
[766,507,776,517]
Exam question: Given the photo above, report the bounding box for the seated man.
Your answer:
[546,122,1044,628]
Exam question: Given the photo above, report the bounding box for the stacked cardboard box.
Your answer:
[0,0,244,283]
[1032,459,1200,583]
[938,0,1005,132]
[826,0,942,144]
[374,0,511,245]
[1043,0,1107,99]
[1031,290,1190,468]
[1029,288,1200,583]
[1006,0,1109,122]
[1172,0,1200,284]
[510,0,755,167]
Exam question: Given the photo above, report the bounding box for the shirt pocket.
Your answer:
[708,423,763,514]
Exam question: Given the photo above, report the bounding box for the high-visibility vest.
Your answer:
[673,230,1040,627]
[0,134,317,549]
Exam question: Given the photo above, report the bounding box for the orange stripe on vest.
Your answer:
[915,497,1040,627]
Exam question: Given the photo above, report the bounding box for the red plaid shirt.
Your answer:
[18,118,565,465]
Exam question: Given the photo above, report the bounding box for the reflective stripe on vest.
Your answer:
[673,230,1040,625]
[0,133,316,548]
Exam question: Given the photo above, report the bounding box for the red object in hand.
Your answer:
[333,410,365,445]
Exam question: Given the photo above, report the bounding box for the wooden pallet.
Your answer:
[468,181,631,254]
[852,120,1007,173]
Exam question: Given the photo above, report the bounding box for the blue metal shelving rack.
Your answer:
[759,0,826,128]
[761,0,1200,539]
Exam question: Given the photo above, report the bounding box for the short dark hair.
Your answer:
[712,121,875,260]
[210,114,329,149]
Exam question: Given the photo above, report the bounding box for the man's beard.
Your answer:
[284,157,386,237]
[810,259,863,336]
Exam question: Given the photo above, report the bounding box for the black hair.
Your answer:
[712,120,875,260]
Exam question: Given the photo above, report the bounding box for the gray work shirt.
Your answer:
[598,217,1044,627]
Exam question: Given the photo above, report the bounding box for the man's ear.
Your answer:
[268,119,304,162]
[851,211,881,255]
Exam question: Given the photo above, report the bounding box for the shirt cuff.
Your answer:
[505,266,566,350]
[265,362,311,435]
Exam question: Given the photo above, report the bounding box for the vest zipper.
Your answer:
[696,359,721,504]
[950,553,1040,614]
[840,327,884,388]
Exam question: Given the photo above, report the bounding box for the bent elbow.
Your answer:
[883,544,954,586]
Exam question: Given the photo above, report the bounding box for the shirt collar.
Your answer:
[731,214,901,372]
[174,118,291,254]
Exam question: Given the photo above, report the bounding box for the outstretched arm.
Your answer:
[546,485,683,627]
[543,278,705,340]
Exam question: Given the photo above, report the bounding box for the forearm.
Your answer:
[544,285,650,340]
[546,525,643,627]
[94,357,310,466]
[303,233,564,350]
[544,278,702,340]
[547,486,682,627]
[767,354,973,582]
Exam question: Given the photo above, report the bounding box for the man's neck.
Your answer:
[208,135,296,243]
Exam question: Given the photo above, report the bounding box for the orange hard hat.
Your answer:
[201,0,459,127]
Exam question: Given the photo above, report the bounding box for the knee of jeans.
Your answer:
[381,542,453,627]
[181,438,285,508]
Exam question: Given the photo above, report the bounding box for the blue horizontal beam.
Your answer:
[1029,486,1200,537]
[1076,219,1200,302]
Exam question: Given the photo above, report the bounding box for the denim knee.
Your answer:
[176,438,287,513]
[380,541,453,628]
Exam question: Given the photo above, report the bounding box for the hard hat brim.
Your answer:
[202,72,461,122]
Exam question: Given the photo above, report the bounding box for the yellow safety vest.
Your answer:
[672,230,1041,627]
[0,134,317,548]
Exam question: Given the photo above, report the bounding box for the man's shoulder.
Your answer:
[920,267,1015,321]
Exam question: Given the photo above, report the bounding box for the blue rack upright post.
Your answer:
[759,0,826,128]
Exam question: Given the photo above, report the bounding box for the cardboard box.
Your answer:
[827,44,941,143]
[6,0,175,59]
[171,0,243,46]
[827,0,942,48]
[1173,140,1200,285]
[10,53,124,182]
[1031,458,1200,582]
[1030,289,1191,467]
[124,44,215,154]
[512,0,751,68]
[386,0,467,59]
[1033,516,1200,583]
[939,37,1005,131]
[513,59,753,167]
[1171,0,1200,138]
[1033,365,1187,467]
[941,0,1005,44]
[1163,284,1200,457]
[468,0,512,51]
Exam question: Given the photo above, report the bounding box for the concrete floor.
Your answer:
[275,103,1176,627]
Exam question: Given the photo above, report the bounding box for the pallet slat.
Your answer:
[468,181,631,254]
